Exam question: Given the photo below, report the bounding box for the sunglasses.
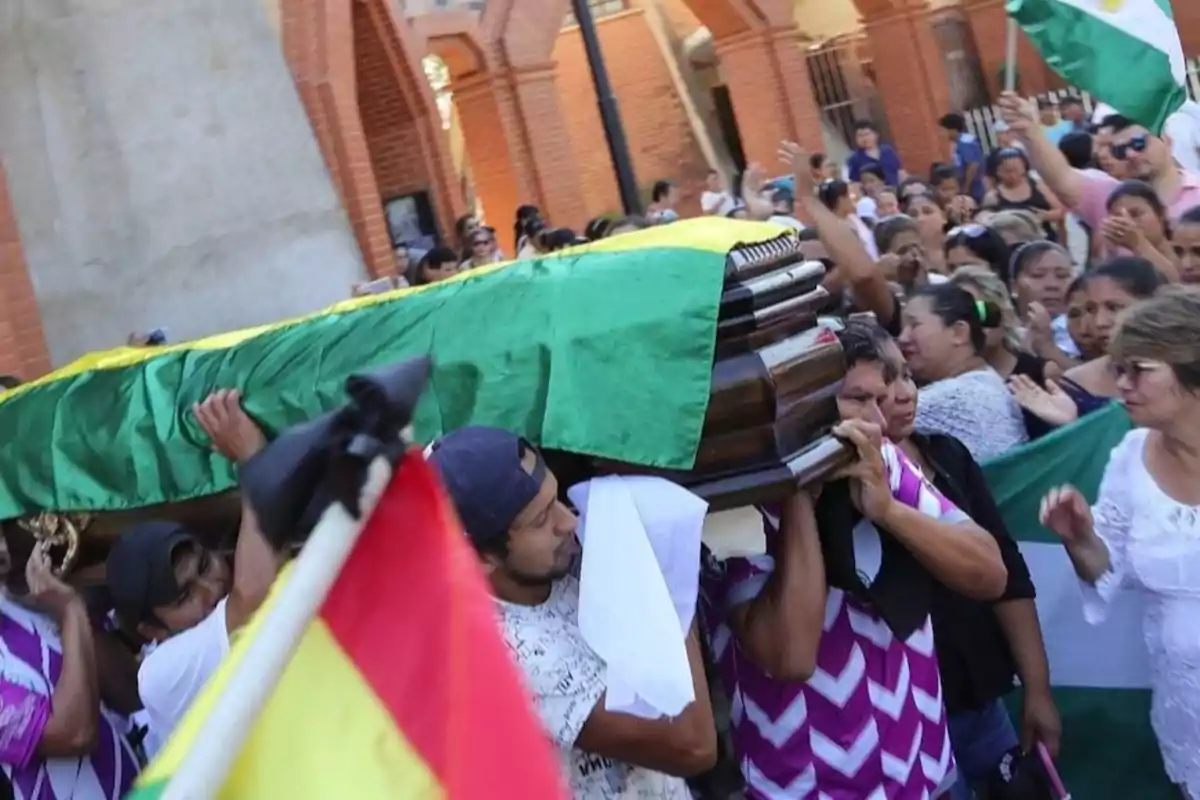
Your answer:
[1109,358,1167,382]
[1111,134,1150,160]
[946,223,988,240]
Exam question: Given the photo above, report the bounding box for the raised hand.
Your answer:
[1038,485,1093,545]
[194,389,267,464]
[997,91,1038,137]
[25,542,81,620]
[778,141,815,198]
[1008,375,1079,427]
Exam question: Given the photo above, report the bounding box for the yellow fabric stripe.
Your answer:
[3,217,786,402]
[141,618,443,798]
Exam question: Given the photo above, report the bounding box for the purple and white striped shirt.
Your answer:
[701,441,964,798]
[0,596,139,798]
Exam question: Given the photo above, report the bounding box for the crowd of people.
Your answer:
[3,87,1200,800]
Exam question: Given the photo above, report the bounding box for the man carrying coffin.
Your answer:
[426,427,716,799]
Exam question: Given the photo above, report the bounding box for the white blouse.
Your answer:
[1084,428,1200,796]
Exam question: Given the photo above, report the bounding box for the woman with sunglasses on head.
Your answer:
[460,226,503,269]
[864,327,1060,799]
[944,224,1013,283]
[1040,286,1200,800]
[898,282,1029,461]
[981,148,1065,242]
[1101,181,1179,281]
[1010,256,1166,428]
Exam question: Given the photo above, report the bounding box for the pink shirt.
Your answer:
[1074,168,1200,231]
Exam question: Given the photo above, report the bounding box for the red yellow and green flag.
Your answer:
[127,452,567,798]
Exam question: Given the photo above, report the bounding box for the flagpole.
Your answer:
[160,456,396,800]
[1004,17,1019,93]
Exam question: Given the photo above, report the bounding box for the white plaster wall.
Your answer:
[0,0,366,366]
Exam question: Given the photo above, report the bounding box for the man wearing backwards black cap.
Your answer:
[427,427,716,799]
[106,390,281,757]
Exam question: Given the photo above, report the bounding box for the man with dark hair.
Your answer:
[648,180,680,223]
[1058,131,1094,171]
[999,91,1200,236]
[106,390,280,756]
[938,112,985,201]
[426,427,716,798]
[406,245,461,283]
[855,163,888,224]
[846,119,905,186]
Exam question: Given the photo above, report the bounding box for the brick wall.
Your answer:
[355,4,430,202]
[552,9,711,222]
[0,164,49,379]
[1176,0,1200,58]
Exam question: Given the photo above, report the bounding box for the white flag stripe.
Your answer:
[1018,541,1152,690]
[1058,0,1186,85]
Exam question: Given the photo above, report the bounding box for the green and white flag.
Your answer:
[1007,0,1187,133]
[983,403,1176,798]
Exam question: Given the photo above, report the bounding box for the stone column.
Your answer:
[0,0,367,366]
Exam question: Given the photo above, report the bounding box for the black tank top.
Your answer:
[993,181,1057,241]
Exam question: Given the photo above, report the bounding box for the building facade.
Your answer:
[2,0,1199,376]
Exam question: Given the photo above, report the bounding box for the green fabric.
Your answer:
[983,401,1133,544]
[0,246,727,518]
[985,405,1174,796]
[1003,688,1174,799]
[1007,0,1186,133]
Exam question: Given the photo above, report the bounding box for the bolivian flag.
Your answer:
[128,452,567,799]
[0,219,793,519]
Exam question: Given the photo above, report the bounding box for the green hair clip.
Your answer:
[975,300,988,321]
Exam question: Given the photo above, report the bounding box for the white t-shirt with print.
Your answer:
[137,598,230,758]
[497,578,690,800]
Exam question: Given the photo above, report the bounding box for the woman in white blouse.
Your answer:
[1041,286,1200,799]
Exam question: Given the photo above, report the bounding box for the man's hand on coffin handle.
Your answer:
[194,389,268,464]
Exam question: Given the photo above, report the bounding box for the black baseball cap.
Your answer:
[425,427,547,547]
[106,521,198,624]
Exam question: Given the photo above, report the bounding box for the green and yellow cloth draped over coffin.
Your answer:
[0,219,792,519]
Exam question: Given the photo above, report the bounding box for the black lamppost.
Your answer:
[571,0,642,215]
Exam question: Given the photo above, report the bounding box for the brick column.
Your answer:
[0,164,49,378]
[282,0,396,277]
[453,72,541,241]
[502,63,589,231]
[860,2,953,178]
[716,28,823,169]
[1174,0,1200,59]
[961,0,1052,98]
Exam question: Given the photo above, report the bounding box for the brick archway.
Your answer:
[280,0,464,278]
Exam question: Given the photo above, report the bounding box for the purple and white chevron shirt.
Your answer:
[0,596,139,798]
[701,441,962,799]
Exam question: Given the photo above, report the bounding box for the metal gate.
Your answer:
[806,37,891,149]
